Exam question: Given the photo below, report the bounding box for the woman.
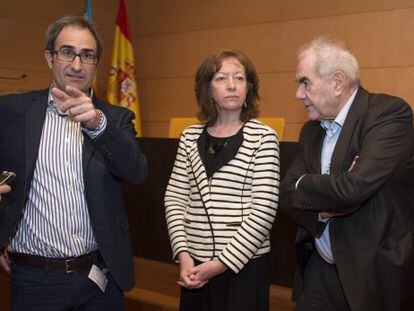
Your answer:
[165,50,280,311]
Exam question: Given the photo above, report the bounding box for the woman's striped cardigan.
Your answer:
[165,119,280,273]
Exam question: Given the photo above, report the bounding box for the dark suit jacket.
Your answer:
[0,89,147,291]
[280,87,414,311]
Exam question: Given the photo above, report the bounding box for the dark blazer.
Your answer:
[280,87,414,311]
[0,89,147,291]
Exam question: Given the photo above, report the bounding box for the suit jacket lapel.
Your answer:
[25,90,48,179]
[309,123,325,174]
[330,87,368,174]
[82,138,94,177]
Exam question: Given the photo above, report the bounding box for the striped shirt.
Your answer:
[11,92,106,258]
[165,119,280,273]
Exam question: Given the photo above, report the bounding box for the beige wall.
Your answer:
[1,0,414,141]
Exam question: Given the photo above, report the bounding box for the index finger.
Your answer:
[51,87,70,102]
[64,85,85,98]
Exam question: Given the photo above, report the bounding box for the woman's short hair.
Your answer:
[298,36,360,86]
[195,50,260,125]
[45,15,103,61]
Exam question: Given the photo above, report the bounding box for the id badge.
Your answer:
[88,264,108,292]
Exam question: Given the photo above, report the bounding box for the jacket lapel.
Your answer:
[25,90,48,180]
[330,87,368,174]
[308,123,325,174]
[82,138,95,175]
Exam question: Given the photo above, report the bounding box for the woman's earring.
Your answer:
[243,101,247,108]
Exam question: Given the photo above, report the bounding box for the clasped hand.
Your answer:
[51,86,100,130]
[178,252,227,289]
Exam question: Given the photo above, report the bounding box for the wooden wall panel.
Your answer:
[139,77,196,122]
[259,73,307,123]
[0,67,50,94]
[134,8,414,79]
[143,122,171,138]
[134,7,414,140]
[1,0,414,141]
[0,0,84,22]
[134,24,285,78]
[361,67,414,104]
[0,21,44,69]
[123,0,414,36]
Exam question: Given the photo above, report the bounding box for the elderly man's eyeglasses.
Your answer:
[51,48,98,65]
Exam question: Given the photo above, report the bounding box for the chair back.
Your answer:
[168,117,198,138]
[257,117,285,141]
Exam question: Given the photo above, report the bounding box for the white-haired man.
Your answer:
[280,36,414,311]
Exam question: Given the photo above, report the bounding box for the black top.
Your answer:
[197,125,244,178]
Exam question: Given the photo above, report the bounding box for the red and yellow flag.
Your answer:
[107,0,142,136]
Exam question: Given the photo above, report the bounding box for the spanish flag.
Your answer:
[107,0,142,136]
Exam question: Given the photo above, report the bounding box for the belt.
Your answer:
[9,251,102,273]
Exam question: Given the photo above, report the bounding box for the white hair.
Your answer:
[298,36,360,86]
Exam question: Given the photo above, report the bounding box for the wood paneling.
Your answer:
[117,0,414,37]
[1,0,414,140]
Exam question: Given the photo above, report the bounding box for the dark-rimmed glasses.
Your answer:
[51,47,98,65]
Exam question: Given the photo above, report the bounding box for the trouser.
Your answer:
[295,251,350,311]
[9,252,124,311]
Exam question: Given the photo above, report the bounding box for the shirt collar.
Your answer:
[320,87,358,135]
